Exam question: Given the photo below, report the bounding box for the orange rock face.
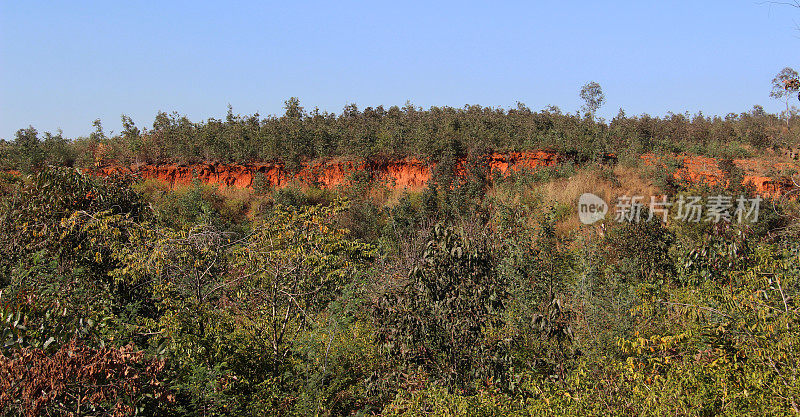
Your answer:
[88,151,564,190]
[86,151,798,198]
[640,154,797,197]
[488,151,563,175]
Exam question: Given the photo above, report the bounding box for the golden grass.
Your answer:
[215,184,258,203]
[383,186,424,208]
[489,163,663,234]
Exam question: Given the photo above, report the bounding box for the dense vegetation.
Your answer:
[2,99,800,173]
[1,100,800,415]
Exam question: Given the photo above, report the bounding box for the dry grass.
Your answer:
[216,184,258,204]
[383,186,424,208]
[489,163,663,234]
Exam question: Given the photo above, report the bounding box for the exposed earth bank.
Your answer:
[81,151,799,197]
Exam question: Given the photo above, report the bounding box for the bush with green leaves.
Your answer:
[375,223,510,392]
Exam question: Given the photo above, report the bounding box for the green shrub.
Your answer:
[375,224,511,392]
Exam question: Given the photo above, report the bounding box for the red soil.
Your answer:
[49,151,797,198]
[640,154,797,197]
[89,151,565,190]
[93,158,433,189]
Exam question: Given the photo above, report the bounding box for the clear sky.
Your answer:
[1,1,798,139]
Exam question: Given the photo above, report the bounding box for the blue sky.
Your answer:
[1,1,797,139]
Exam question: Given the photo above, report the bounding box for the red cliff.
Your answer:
[89,151,565,190]
[83,151,798,198]
[640,154,797,197]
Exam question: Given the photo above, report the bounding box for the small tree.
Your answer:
[375,224,509,391]
[231,203,376,375]
[770,67,799,126]
[580,81,605,118]
[12,127,43,172]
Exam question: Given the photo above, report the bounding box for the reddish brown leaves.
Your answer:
[0,340,171,417]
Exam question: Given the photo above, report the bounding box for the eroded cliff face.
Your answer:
[640,154,797,197]
[94,159,432,189]
[90,151,565,190]
[85,151,798,197]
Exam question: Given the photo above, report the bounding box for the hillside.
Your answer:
[3,107,800,415]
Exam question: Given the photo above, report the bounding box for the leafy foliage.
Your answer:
[376,224,509,392]
[2,124,800,416]
[0,340,170,417]
[2,99,798,171]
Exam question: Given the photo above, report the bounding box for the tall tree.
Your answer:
[770,67,799,126]
[580,81,605,119]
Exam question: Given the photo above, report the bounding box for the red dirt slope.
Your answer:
[640,154,797,197]
[90,151,564,190]
[82,151,798,197]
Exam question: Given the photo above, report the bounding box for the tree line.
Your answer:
[2,98,798,173]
